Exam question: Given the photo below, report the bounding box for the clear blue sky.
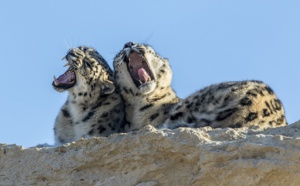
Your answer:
[1,1,299,147]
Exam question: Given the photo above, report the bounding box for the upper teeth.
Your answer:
[63,62,70,67]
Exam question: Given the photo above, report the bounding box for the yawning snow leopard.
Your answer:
[53,46,124,145]
[113,42,287,131]
[113,42,180,131]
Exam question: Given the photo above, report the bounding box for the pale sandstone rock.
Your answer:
[1,120,300,186]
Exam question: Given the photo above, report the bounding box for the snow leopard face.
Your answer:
[113,42,172,96]
[53,46,115,96]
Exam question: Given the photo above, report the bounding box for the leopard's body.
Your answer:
[53,46,124,145]
[113,42,287,131]
[163,80,287,129]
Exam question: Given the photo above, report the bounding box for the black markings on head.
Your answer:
[139,104,154,111]
[170,112,184,121]
[103,102,111,105]
[78,92,83,96]
[245,112,258,122]
[240,97,252,106]
[149,113,159,121]
[62,109,71,118]
[216,108,237,121]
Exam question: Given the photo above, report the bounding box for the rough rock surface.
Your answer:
[1,121,300,186]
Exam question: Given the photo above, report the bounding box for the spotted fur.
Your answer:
[113,42,180,131]
[53,46,124,145]
[113,42,287,131]
[163,80,287,129]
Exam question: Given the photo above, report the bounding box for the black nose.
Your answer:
[124,42,134,49]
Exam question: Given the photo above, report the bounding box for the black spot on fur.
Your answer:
[58,137,66,144]
[84,92,87,97]
[216,108,237,121]
[78,92,83,96]
[88,129,95,135]
[245,112,258,122]
[187,116,195,123]
[160,69,165,73]
[101,112,108,118]
[97,126,106,133]
[262,109,270,117]
[276,115,285,125]
[152,94,167,102]
[103,102,111,105]
[246,90,257,97]
[62,109,71,118]
[223,96,231,103]
[265,101,273,114]
[149,113,159,121]
[231,123,242,128]
[175,105,182,110]
[264,86,274,95]
[129,88,134,96]
[274,99,282,110]
[170,112,184,121]
[197,119,211,127]
[139,104,154,111]
[123,87,129,94]
[110,96,118,100]
[240,97,252,106]
[82,110,96,122]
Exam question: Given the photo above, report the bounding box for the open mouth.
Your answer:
[125,51,154,87]
[53,67,76,90]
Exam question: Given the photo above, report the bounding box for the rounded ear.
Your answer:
[101,80,115,95]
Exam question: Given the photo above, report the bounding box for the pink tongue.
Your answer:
[138,68,151,82]
[56,73,75,84]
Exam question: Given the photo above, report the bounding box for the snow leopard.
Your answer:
[113,42,287,131]
[113,42,180,131]
[53,46,125,145]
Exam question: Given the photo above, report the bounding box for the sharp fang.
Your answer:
[53,75,59,86]
[63,62,70,67]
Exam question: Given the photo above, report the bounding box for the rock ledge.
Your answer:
[1,121,300,186]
